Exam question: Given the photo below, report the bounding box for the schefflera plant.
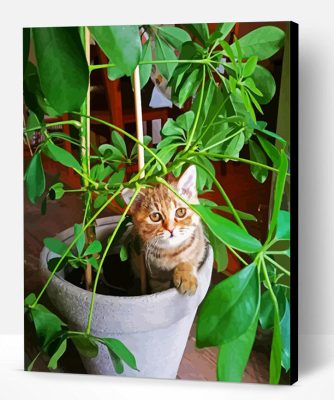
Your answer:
[23,23,291,383]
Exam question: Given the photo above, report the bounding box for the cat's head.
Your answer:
[122,166,200,248]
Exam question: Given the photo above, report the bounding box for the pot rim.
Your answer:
[40,216,213,307]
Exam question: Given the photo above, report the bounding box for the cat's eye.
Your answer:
[175,207,187,218]
[150,212,162,222]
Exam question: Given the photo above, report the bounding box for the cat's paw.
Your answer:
[173,263,198,295]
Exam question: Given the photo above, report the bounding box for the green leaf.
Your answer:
[275,210,290,240]
[155,34,177,80]
[26,111,40,139]
[193,204,262,253]
[139,40,153,89]
[178,67,201,107]
[196,263,260,347]
[108,350,124,374]
[243,55,258,77]
[251,65,276,104]
[280,299,290,372]
[102,338,138,370]
[89,25,141,76]
[210,23,235,43]
[161,119,184,137]
[184,23,209,45]
[48,182,65,200]
[48,338,67,370]
[47,257,67,272]
[176,110,195,132]
[212,205,257,222]
[270,305,282,384]
[223,131,245,158]
[108,168,126,185]
[32,27,89,113]
[23,28,31,75]
[83,240,102,256]
[259,285,286,330]
[71,336,98,358]
[258,135,281,167]
[99,144,124,162]
[45,141,81,170]
[230,26,285,61]
[268,151,288,239]
[217,314,258,382]
[25,153,45,204]
[120,245,128,262]
[249,139,268,183]
[112,131,127,157]
[243,77,263,97]
[208,229,228,272]
[30,305,65,349]
[74,223,85,256]
[44,237,70,256]
[157,26,191,50]
[24,293,37,307]
[107,63,125,80]
[94,194,108,209]
[86,256,99,271]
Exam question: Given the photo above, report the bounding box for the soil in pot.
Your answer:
[64,252,143,296]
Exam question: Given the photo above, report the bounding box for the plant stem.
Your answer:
[89,59,209,72]
[31,187,123,308]
[190,93,231,150]
[264,254,290,277]
[197,151,283,174]
[24,120,81,134]
[156,176,249,266]
[184,65,206,151]
[187,159,247,232]
[85,184,142,335]
[201,127,245,152]
[73,112,168,174]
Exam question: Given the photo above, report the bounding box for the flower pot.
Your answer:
[40,216,213,379]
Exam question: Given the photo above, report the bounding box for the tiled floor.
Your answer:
[24,183,279,384]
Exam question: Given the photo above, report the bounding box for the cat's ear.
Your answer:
[177,165,197,200]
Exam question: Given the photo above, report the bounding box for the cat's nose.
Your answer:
[166,228,174,237]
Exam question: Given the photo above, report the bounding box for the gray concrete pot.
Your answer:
[40,216,213,379]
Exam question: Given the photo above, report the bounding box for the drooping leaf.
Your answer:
[74,223,85,256]
[71,335,98,358]
[25,153,45,204]
[193,205,262,253]
[269,305,282,384]
[251,65,276,104]
[155,34,177,80]
[108,350,124,374]
[249,139,269,183]
[268,151,289,239]
[48,338,67,370]
[183,23,209,45]
[102,338,138,370]
[209,22,235,43]
[45,141,81,170]
[89,25,141,76]
[259,285,287,330]
[32,27,89,113]
[275,210,290,240]
[223,131,245,159]
[157,26,191,50]
[30,305,65,349]
[139,40,152,88]
[230,26,285,61]
[280,299,290,372]
[112,131,127,157]
[217,314,258,382]
[196,263,260,347]
[258,135,281,167]
[83,240,102,256]
[208,229,228,272]
[178,67,201,107]
[212,205,257,222]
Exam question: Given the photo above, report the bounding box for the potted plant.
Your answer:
[24,22,291,383]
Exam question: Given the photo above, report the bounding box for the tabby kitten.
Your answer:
[122,166,207,295]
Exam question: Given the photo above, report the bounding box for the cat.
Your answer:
[122,165,208,295]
